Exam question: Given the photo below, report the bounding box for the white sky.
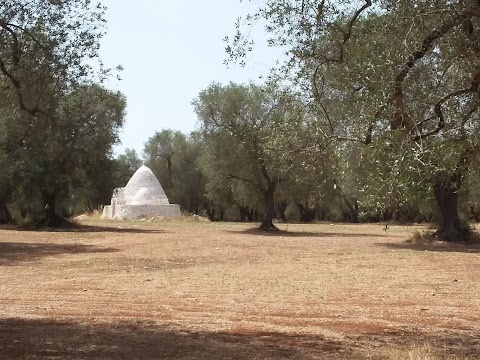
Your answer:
[98,0,282,155]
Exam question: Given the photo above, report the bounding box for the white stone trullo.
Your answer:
[102,165,181,219]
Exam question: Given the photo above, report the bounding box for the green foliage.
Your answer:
[114,148,143,187]
[143,130,206,214]
[0,1,126,225]
[194,82,316,227]
[0,0,110,114]
[3,84,126,219]
[226,0,480,236]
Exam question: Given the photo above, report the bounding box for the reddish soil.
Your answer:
[0,221,479,359]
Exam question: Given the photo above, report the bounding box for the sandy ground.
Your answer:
[0,220,479,359]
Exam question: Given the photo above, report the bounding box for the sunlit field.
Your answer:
[1,220,479,359]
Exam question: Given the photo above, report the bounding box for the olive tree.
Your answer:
[0,1,126,226]
[194,82,307,230]
[228,0,480,240]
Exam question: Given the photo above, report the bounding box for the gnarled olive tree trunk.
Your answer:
[433,178,464,241]
[260,182,278,231]
[297,202,316,223]
[0,198,12,224]
[40,191,64,228]
[432,148,474,242]
[276,200,288,223]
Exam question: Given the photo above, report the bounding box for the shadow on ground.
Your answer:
[60,224,167,234]
[0,224,167,234]
[375,241,480,253]
[0,317,350,360]
[0,242,119,266]
[226,228,388,238]
[0,317,479,359]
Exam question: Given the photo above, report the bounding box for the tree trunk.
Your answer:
[253,209,259,221]
[166,156,173,188]
[298,202,315,222]
[432,146,475,241]
[351,200,359,223]
[247,209,255,222]
[340,199,358,223]
[317,209,326,221]
[259,183,278,231]
[19,205,30,219]
[0,199,12,224]
[205,207,216,222]
[433,179,465,241]
[40,191,64,228]
[276,200,287,222]
[334,182,358,223]
[239,206,249,222]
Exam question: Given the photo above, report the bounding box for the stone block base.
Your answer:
[102,204,181,220]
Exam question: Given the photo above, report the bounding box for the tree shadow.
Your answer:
[0,317,478,359]
[0,317,352,360]
[226,228,387,238]
[375,241,480,253]
[0,242,120,266]
[56,224,167,234]
[0,223,167,234]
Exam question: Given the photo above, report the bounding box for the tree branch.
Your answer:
[392,11,466,130]
[252,136,272,186]
[450,145,477,186]
[0,19,21,66]
[314,0,372,64]
[459,104,479,139]
[0,20,47,117]
[226,174,257,186]
[310,2,373,146]
[412,88,474,141]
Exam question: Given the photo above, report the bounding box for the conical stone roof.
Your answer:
[123,165,169,205]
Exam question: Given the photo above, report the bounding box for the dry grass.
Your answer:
[376,341,476,360]
[406,230,435,245]
[0,220,479,359]
[407,227,480,246]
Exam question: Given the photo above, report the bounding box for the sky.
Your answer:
[98,0,282,155]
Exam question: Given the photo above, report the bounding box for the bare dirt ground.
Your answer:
[0,220,479,359]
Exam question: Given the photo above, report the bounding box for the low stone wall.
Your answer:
[113,204,181,219]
